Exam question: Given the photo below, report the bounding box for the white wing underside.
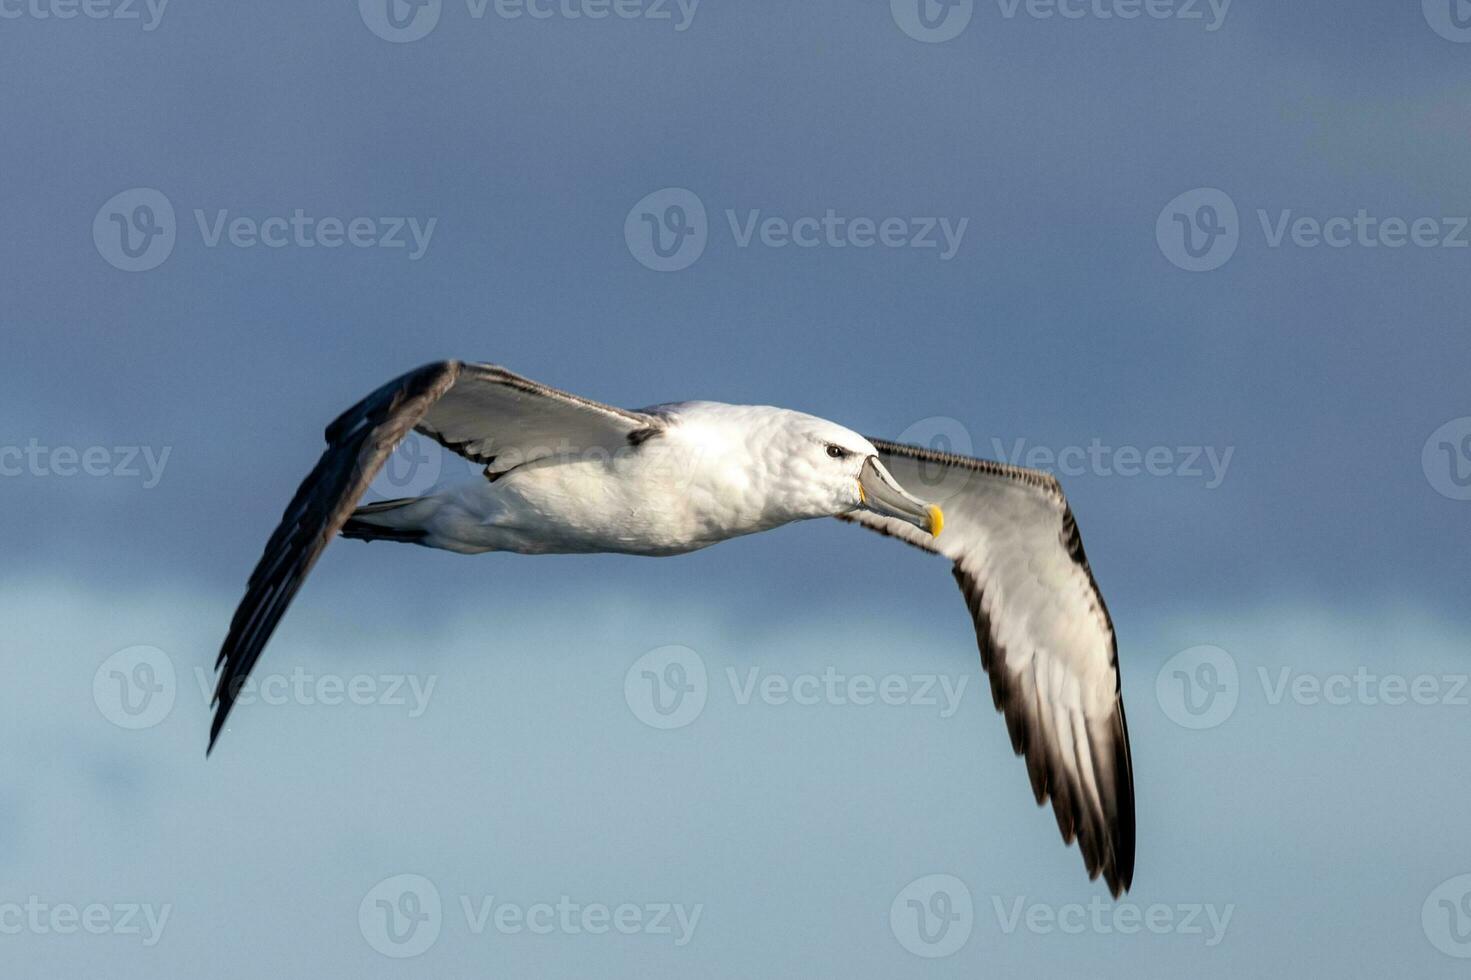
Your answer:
[412,363,656,474]
[838,439,1135,895]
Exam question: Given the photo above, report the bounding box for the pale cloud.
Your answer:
[2,577,1468,976]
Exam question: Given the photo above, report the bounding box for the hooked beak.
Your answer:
[857,456,943,537]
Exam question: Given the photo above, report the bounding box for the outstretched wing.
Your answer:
[837,439,1135,896]
[209,361,659,753]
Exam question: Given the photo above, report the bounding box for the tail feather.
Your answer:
[340,497,430,543]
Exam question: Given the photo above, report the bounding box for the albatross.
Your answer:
[210,360,1136,895]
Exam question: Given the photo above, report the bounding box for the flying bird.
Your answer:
[211,361,1135,895]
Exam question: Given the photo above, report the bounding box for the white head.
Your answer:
[745,408,943,535]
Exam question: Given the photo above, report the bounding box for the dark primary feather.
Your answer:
[208,362,459,753]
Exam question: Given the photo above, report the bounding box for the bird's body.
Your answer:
[210,360,1137,896]
[363,402,876,556]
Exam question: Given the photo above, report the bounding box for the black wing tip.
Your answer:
[1109,699,1138,895]
[206,707,225,757]
[1092,832,1134,898]
[1101,846,1135,897]
[1066,812,1132,898]
[207,669,237,756]
[1075,702,1137,898]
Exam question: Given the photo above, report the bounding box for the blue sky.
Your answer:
[3,0,1470,975]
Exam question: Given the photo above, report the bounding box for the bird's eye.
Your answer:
[826,444,850,459]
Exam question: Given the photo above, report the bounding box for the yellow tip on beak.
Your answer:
[927,505,944,538]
